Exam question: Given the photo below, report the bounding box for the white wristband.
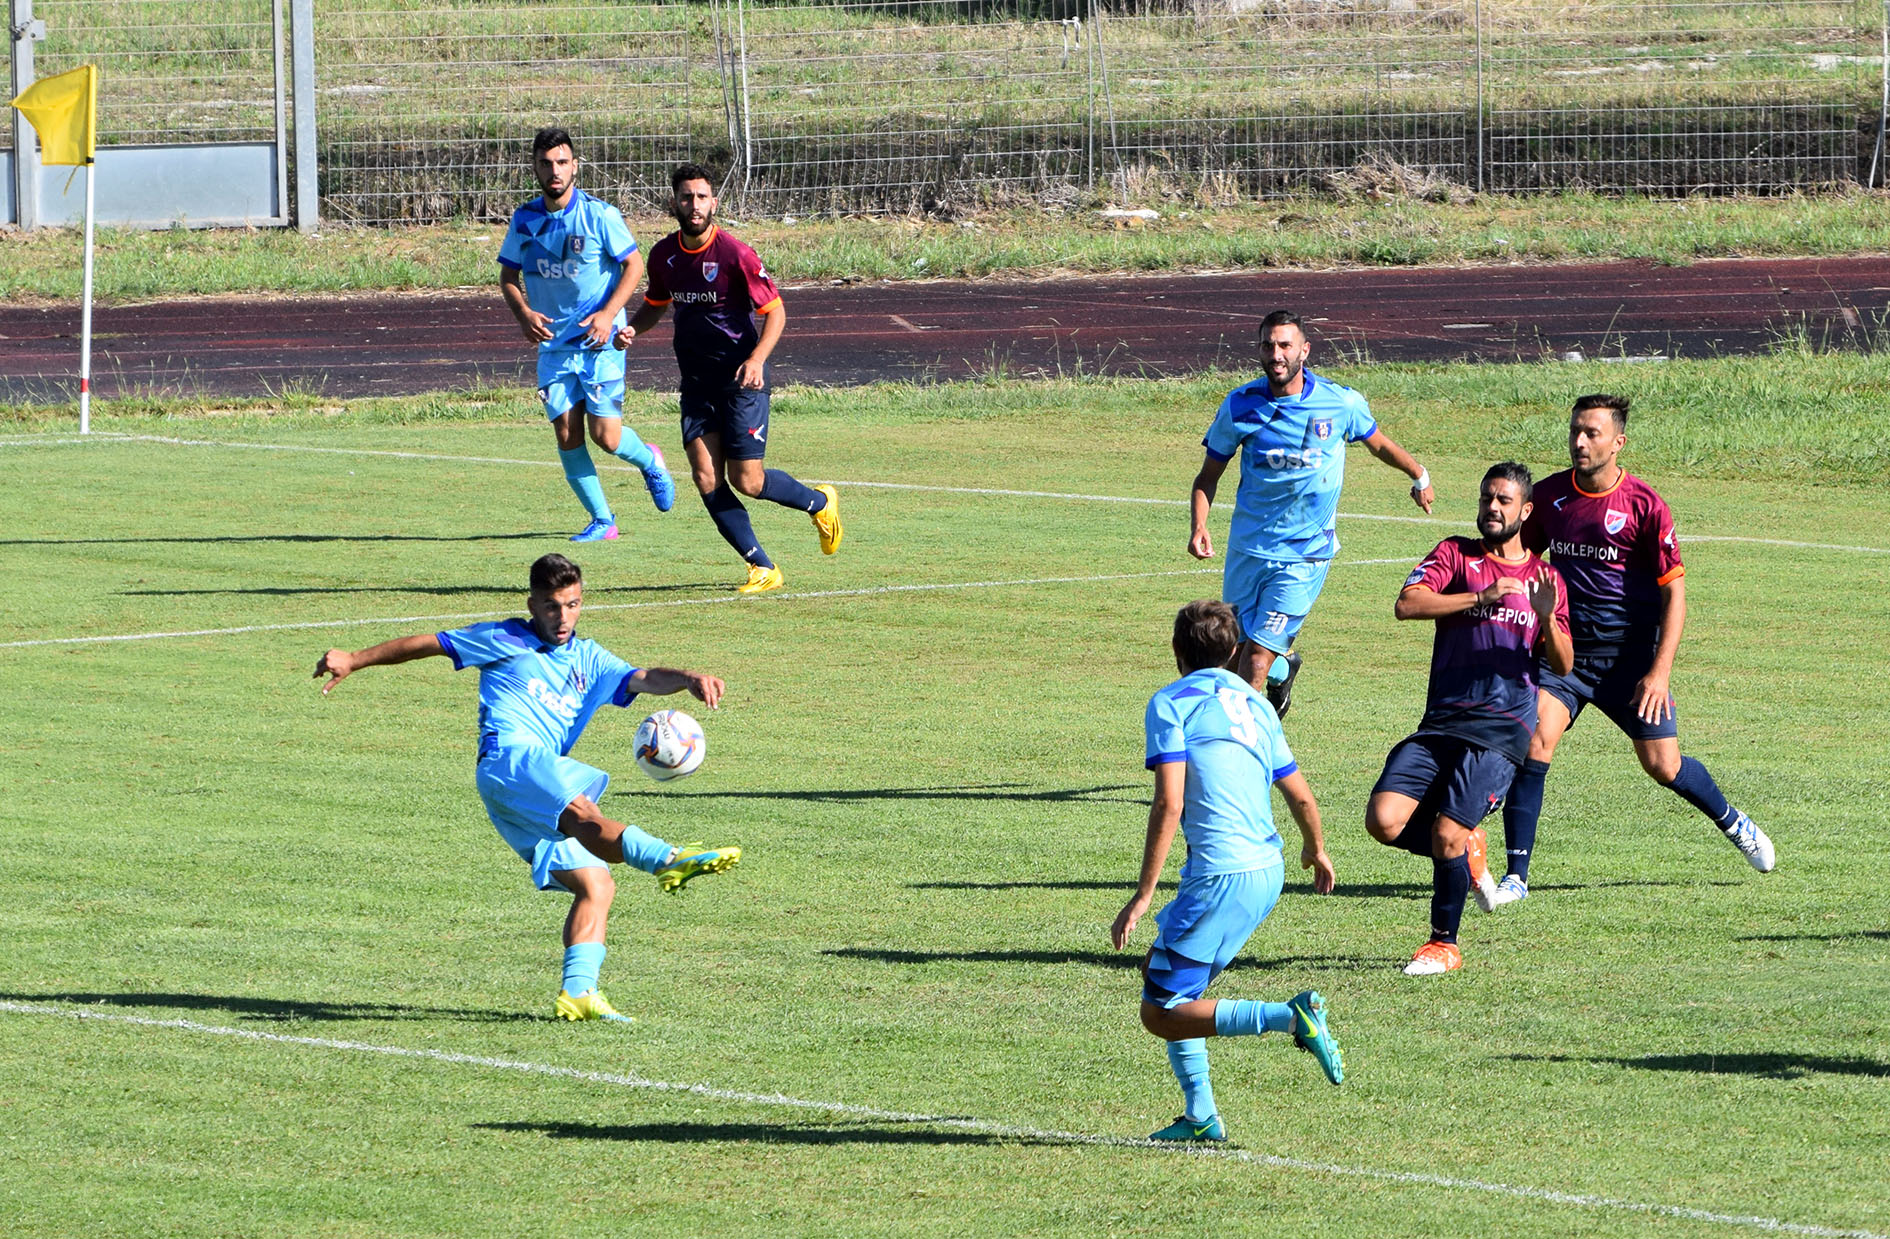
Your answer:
[1411,469,1431,494]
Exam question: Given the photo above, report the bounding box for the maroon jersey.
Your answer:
[1403,536,1570,763]
[642,224,783,375]
[1522,469,1682,652]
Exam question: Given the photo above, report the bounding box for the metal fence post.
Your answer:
[290,0,317,232]
[1474,0,1485,193]
[1875,0,1888,188]
[9,0,43,228]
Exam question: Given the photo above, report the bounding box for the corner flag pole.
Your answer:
[79,160,95,433]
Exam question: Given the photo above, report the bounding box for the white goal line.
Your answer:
[7,432,1885,554]
[0,1000,1878,1239]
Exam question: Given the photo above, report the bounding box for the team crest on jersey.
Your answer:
[701,261,719,281]
[1312,418,1332,441]
[569,235,587,256]
[1604,508,1628,535]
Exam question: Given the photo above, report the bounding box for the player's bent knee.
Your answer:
[1364,798,1407,845]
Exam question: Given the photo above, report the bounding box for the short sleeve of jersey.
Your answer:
[1645,492,1684,585]
[1548,563,1573,634]
[580,643,637,708]
[1201,395,1244,462]
[1341,388,1378,442]
[601,205,637,264]
[643,240,672,305]
[496,211,529,271]
[739,243,782,315]
[1264,714,1298,782]
[436,620,534,670]
[1144,692,1187,769]
[1402,538,1461,594]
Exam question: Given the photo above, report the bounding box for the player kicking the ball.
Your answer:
[1112,600,1343,1144]
[498,127,675,543]
[617,164,840,595]
[313,553,740,1023]
[1492,394,1775,906]
[1366,463,1572,976]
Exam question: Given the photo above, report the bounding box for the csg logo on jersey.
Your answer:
[535,258,584,280]
[525,676,580,722]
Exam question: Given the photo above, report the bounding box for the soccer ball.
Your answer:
[633,709,706,781]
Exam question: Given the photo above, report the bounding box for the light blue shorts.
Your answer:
[1222,556,1332,654]
[1143,864,1284,1008]
[537,346,625,420]
[475,746,612,892]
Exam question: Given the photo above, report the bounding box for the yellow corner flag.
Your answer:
[10,65,98,166]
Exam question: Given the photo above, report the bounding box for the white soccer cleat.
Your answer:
[1488,874,1528,907]
[1723,811,1775,873]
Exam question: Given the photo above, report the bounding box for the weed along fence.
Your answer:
[5,0,1886,228]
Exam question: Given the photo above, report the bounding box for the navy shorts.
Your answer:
[680,364,771,460]
[1372,733,1517,830]
[1539,646,1679,741]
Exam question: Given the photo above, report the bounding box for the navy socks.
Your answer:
[1503,758,1550,882]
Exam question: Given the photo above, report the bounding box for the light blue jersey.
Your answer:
[437,620,638,758]
[497,189,638,353]
[1202,369,1378,562]
[1144,667,1295,878]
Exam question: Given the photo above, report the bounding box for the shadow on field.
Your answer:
[909,879,1429,899]
[1526,879,1743,893]
[1,532,556,546]
[476,1119,1063,1147]
[1506,1052,1890,1080]
[121,580,722,598]
[635,782,1145,806]
[1735,929,1890,944]
[823,947,1380,972]
[0,989,539,1025]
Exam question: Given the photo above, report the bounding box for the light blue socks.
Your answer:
[1266,656,1292,685]
[606,427,656,472]
[561,942,605,996]
[1166,1038,1216,1121]
[1213,999,1295,1037]
[558,446,613,522]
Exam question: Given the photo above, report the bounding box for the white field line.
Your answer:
[5,432,1885,554]
[0,1001,1879,1239]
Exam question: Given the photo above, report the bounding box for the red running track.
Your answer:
[4,256,1887,401]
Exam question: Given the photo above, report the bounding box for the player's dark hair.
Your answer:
[1572,392,1630,432]
[531,127,575,160]
[1259,309,1304,338]
[671,162,717,194]
[529,553,583,595]
[1483,460,1534,502]
[1172,600,1241,673]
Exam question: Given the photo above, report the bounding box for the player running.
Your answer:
[498,127,675,543]
[1366,463,1572,976]
[1112,600,1343,1143]
[1189,310,1433,717]
[1492,394,1775,906]
[312,553,740,1023]
[617,163,840,595]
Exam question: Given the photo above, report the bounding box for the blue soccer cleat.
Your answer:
[643,445,676,513]
[1290,989,1344,1085]
[1149,1114,1226,1142]
[570,518,618,543]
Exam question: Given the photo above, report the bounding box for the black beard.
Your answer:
[1480,516,1524,546]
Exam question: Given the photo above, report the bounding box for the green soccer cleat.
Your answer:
[655,844,742,893]
[1149,1114,1226,1143]
[1290,989,1344,1085]
[554,988,634,1023]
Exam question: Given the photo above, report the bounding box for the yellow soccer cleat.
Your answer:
[811,484,843,555]
[656,844,742,893]
[554,988,634,1023]
[738,564,784,595]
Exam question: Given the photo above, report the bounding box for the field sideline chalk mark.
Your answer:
[0,1000,1879,1239]
[9,433,1886,554]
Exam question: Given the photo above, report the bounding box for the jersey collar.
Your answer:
[1572,467,1626,498]
[678,224,718,255]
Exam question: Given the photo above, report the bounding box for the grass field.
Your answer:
[2,364,1887,1237]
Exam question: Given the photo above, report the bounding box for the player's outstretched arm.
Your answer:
[314,633,445,695]
[1188,455,1229,559]
[622,667,725,710]
[1113,761,1184,948]
[1360,429,1433,513]
[1275,769,1334,893]
[499,267,553,345]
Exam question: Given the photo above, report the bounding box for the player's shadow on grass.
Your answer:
[476,1120,1062,1148]
[823,947,1379,972]
[1,532,556,547]
[121,580,723,598]
[909,879,1430,899]
[635,782,1145,806]
[1526,878,1742,893]
[1505,1052,1890,1080]
[0,989,539,1025]
[1735,929,1890,944]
